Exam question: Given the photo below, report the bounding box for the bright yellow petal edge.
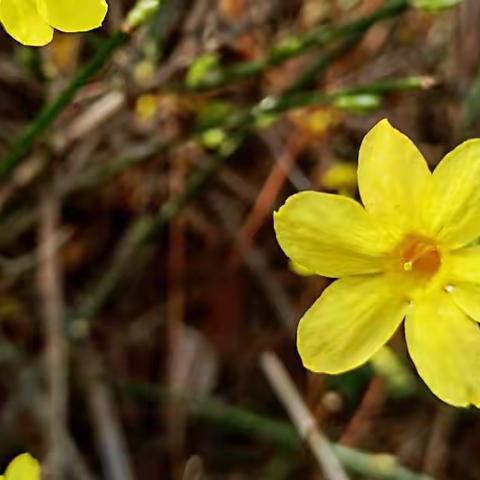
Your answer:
[36,0,108,33]
[0,0,108,46]
[2,454,41,480]
[0,0,53,46]
[358,118,430,237]
[275,118,480,408]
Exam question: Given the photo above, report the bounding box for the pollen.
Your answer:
[397,234,441,278]
[403,261,413,272]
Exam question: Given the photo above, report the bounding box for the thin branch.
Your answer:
[423,406,456,477]
[339,377,385,447]
[69,133,245,328]
[0,0,413,182]
[37,185,68,479]
[64,78,433,198]
[185,0,410,91]
[166,147,189,471]
[260,351,350,480]
[118,381,434,480]
[209,191,295,333]
[76,346,135,480]
[0,31,127,181]
[66,76,433,330]
[0,75,434,255]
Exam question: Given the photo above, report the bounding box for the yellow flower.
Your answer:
[0,454,40,480]
[0,0,108,46]
[274,119,480,407]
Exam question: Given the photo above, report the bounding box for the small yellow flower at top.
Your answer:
[274,119,480,407]
[0,0,108,47]
[0,454,40,480]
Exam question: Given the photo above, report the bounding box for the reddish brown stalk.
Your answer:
[339,377,385,447]
[167,147,189,477]
[423,406,456,478]
[228,129,305,269]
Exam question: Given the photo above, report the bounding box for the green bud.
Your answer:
[201,128,227,149]
[410,0,463,12]
[272,36,303,59]
[186,53,221,89]
[126,0,161,30]
[334,93,382,113]
[196,101,238,130]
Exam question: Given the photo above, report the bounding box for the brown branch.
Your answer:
[37,184,68,480]
[260,351,350,480]
[76,345,135,480]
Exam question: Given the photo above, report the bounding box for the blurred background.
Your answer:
[0,0,479,478]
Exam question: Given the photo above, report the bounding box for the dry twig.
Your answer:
[260,351,350,480]
[37,185,68,479]
[77,346,135,480]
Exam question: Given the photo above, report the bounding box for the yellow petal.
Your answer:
[423,139,480,248]
[288,260,315,277]
[274,191,395,278]
[297,275,408,374]
[450,283,480,322]
[405,291,480,407]
[442,246,480,322]
[0,0,53,46]
[445,246,480,283]
[358,119,431,237]
[443,246,480,321]
[36,0,108,32]
[4,454,40,480]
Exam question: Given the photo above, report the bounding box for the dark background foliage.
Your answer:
[0,0,479,478]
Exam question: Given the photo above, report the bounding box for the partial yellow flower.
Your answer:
[0,0,108,46]
[274,119,480,407]
[0,454,40,480]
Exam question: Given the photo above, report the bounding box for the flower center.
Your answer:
[397,235,441,278]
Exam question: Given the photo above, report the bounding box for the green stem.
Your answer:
[119,381,433,480]
[187,0,409,91]
[0,75,432,255]
[0,30,127,182]
[264,76,434,115]
[0,1,409,182]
